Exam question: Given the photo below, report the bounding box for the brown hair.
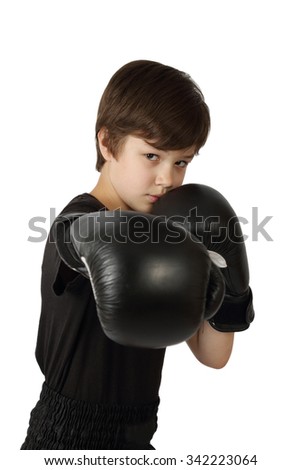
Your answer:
[95,60,210,171]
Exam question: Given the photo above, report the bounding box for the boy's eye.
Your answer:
[145,153,159,161]
[176,160,189,168]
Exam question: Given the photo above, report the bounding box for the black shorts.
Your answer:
[21,383,159,450]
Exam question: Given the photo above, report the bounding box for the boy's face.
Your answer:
[101,135,195,213]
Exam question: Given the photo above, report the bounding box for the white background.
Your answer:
[0,1,300,468]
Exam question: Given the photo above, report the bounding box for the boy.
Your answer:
[21,60,253,450]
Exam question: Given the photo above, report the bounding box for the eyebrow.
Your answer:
[181,154,195,160]
[143,141,196,159]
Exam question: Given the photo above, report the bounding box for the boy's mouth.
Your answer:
[148,194,162,203]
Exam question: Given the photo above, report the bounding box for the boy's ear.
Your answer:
[97,128,113,161]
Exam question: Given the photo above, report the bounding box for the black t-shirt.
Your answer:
[35,193,166,406]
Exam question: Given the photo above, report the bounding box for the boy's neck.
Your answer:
[90,166,129,211]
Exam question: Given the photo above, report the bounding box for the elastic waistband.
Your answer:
[21,382,159,450]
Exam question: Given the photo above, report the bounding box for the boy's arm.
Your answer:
[187,321,234,369]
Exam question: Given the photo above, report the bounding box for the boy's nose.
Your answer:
[155,166,173,189]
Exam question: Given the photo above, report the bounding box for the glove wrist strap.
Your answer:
[209,288,254,332]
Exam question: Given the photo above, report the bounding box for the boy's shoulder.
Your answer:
[60,193,105,216]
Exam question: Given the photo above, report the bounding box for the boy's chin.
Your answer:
[126,199,153,214]
[133,205,153,214]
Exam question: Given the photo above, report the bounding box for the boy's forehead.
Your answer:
[128,135,196,157]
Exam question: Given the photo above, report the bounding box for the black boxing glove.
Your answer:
[153,184,255,332]
[52,209,225,348]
